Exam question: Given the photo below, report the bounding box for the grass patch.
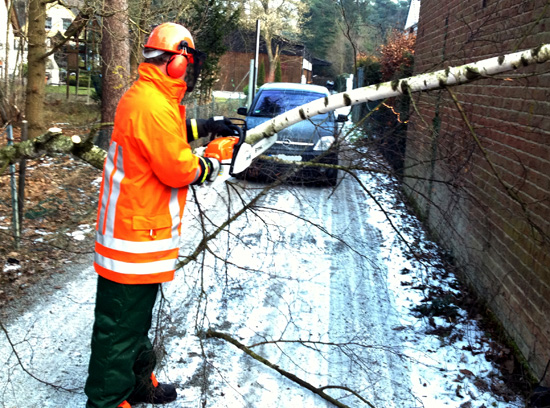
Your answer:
[46,84,95,96]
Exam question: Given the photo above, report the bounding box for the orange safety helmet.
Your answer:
[144,23,195,79]
[144,22,195,56]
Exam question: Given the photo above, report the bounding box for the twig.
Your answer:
[205,329,376,408]
[0,321,78,393]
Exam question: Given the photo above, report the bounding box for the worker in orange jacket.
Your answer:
[85,23,236,408]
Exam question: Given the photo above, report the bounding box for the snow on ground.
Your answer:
[0,139,524,408]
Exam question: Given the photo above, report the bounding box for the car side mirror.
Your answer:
[336,114,348,123]
[237,107,248,116]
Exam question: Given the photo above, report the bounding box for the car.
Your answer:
[236,82,347,186]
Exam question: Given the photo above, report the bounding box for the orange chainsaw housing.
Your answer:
[204,136,239,162]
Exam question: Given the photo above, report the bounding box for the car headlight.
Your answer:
[313,136,335,151]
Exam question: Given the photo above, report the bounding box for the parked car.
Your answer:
[237,82,347,186]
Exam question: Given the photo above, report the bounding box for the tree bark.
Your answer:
[25,0,48,139]
[96,0,131,150]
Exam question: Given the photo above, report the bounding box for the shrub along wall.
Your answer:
[403,0,550,383]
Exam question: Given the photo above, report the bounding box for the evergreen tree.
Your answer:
[274,59,282,82]
[258,61,265,87]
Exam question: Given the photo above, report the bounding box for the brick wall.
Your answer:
[404,0,550,383]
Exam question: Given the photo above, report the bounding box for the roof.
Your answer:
[224,29,307,58]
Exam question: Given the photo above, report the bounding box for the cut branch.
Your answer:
[205,329,375,408]
[0,128,106,173]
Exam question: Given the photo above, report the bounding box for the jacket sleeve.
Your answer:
[186,119,210,143]
[136,103,204,188]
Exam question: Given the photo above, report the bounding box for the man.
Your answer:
[85,22,236,408]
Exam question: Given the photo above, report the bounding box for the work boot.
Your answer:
[127,373,177,405]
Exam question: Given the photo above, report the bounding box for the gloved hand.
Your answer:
[204,157,220,182]
[187,117,236,142]
[192,156,220,185]
[205,116,236,137]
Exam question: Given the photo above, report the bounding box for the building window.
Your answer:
[62,18,72,31]
[45,17,52,30]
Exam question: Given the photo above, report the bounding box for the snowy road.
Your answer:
[0,159,523,408]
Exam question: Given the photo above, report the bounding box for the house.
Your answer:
[403,0,550,385]
[404,0,421,33]
[45,3,77,85]
[0,0,23,78]
[215,30,328,92]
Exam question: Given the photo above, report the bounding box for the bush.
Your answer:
[67,72,93,87]
[379,30,416,81]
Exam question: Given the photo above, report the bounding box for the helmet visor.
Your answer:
[184,47,206,92]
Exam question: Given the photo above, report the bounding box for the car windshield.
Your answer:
[250,89,327,118]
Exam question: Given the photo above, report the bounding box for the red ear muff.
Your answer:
[166,54,187,78]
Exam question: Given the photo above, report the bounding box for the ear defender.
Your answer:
[166,54,187,78]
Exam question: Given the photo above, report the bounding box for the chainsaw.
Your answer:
[200,119,277,185]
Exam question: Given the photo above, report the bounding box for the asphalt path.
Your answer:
[0,167,424,408]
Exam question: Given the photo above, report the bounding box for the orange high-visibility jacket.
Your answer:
[94,63,201,284]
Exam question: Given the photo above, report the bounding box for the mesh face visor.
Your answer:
[179,41,206,92]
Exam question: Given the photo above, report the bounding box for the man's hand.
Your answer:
[192,156,220,185]
[204,157,220,182]
[205,117,236,137]
[187,117,236,143]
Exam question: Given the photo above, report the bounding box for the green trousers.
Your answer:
[85,276,159,408]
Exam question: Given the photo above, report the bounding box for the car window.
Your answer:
[250,89,329,119]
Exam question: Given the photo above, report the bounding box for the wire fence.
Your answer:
[185,93,248,120]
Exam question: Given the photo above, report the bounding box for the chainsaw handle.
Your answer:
[224,119,246,177]
[226,119,245,149]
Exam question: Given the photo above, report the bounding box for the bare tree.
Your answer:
[244,0,308,82]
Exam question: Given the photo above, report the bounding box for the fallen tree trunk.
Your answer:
[245,44,550,144]
[1,44,549,171]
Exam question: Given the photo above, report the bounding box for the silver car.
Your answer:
[237,82,347,186]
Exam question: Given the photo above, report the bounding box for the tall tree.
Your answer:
[183,0,239,100]
[25,0,48,139]
[95,0,131,150]
[301,0,338,60]
[244,0,308,82]
[25,0,91,139]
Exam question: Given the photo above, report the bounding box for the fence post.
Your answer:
[7,124,20,249]
[18,120,28,231]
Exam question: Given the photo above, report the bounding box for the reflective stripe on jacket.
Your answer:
[94,63,200,284]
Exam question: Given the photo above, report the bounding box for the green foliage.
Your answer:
[301,0,338,59]
[274,60,282,82]
[300,0,411,76]
[67,72,93,87]
[357,55,382,86]
[179,0,240,100]
[257,61,265,87]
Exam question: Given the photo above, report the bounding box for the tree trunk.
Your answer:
[25,0,47,139]
[96,0,131,150]
[130,0,152,79]
[245,43,550,145]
